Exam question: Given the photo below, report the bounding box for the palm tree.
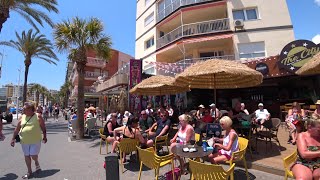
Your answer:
[0,29,58,103]
[0,0,59,32]
[59,81,72,108]
[29,83,46,107]
[54,17,112,139]
[40,86,48,106]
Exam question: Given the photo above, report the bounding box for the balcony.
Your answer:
[70,86,97,97]
[84,86,96,93]
[84,71,103,80]
[154,55,235,76]
[157,0,221,22]
[86,57,106,68]
[96,73,128,92]
[157,18,230,49]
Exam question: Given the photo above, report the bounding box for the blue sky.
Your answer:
[0,0,319,90]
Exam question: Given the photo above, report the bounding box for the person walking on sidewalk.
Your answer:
[10,102,47,179]
[0,116,4,141]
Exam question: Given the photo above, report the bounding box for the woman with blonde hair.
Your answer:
[208,116,239,164]
[292,117,320,179]
[286,102,306,145]
[170,114,194,174]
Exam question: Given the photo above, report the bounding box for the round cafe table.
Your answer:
[171,144,213,159]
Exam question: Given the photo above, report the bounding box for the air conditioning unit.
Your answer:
[234,19,244,28]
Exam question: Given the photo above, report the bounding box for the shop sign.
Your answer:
[279,40,320,72]
[129,59,142,113]
[255,63,269,75]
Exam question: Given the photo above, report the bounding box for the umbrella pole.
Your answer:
[214,74,216,104]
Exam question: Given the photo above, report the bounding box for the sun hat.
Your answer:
[209,103,216,107]
[258,103,264,107]
[198,104,205,108]
[316,100,320,105]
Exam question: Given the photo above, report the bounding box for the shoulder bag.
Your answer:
[15,114,35,143]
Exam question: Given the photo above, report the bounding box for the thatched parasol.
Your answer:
[175,59,263,103]
[296,52,320,76]
[129,75,189,96]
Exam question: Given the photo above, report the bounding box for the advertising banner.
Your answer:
[129,59,142,114]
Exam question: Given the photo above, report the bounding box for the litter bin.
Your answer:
[105,153,119,180]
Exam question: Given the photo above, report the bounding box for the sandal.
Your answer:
[22,172,32,179]
[35,165,41,173]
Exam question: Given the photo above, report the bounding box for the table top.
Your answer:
[171,145,213,159]
[285,103,305,106]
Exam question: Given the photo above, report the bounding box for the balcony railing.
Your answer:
[157,0,220,22]
[84,71,104,79]
[157,18,230,49]
[86,57,106,67]
[84,86,96,93]
[154,55,235,76]
[96,73,128,92]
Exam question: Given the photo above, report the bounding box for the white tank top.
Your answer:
[220,130,239,157]
[177,125,194,143]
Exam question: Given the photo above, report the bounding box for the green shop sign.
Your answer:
[279,40,320,72]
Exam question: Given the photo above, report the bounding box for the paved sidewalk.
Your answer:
[0,117,285,180]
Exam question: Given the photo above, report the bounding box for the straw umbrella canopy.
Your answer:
[129,75,189,96]
[296,52,320,75]
[175,59,263,103]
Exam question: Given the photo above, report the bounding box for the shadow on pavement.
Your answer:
[0,173,18,180]
[33,169,60,178]
[234,169,256,180]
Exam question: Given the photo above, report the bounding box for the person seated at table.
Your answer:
[292,117,320,180]
[146,111,171,147]
[254,103,270,131]
[312,100,320,119]
[170,114,194,174]
[228,101,246,125]
[103,113,120,152]
[208,116,239,164]
[112,116,146,162]
[241,103,249,115]
[286,102,306,145]
[196,104,205,120]
[209,103,220,122]
[139,110,155,138]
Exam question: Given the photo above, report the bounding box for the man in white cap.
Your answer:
[209,103,220,122]
[196,104,205,120]
[312,100,320,119]
[255,103,270,130]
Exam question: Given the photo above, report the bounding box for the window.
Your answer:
[238,42,265,59]
[233,8,258,21]
[145,0,152,7]
[145,37,154,49]
[144,12,154,27]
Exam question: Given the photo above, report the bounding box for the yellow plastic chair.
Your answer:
[189,158,235,180]
[283,150,297,180]
[137,146,175,180]
[99,128,108,154]
[195,133,200,142]
[118,138,139,173]
[226,137,249,180]
[155,134,169,152]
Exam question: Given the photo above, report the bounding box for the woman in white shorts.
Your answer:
[11,102,47,179]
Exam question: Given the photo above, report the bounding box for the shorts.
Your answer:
[21,142,41,156]
[218,150,231,160]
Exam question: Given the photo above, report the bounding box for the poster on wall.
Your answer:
[129,59,142,114]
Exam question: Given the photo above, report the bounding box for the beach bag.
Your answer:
[165,167,181,180]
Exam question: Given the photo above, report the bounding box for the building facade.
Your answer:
[67,49,133,107]
[135,0,294,74]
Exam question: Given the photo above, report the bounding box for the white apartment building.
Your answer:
[135,0,295,74]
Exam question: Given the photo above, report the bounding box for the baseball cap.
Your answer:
[258,103,264,107]
[209,103,216,107]
[198,104,205,108]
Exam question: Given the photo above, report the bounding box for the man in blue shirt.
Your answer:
[146,110,171,147]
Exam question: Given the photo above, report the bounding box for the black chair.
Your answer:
[255,118,281,152]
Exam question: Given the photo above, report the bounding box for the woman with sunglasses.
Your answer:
[208,116,239,164]
[170,114,194,174]
[103,113,120,152]
[286,102,306,145]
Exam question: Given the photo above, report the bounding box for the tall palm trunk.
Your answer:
[23,58,31,104]
[0,4,9,32]
[36,92,40,107]
[76,50,86,139]
[42,94,45,106]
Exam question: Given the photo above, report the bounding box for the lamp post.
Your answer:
[17,68,21,119]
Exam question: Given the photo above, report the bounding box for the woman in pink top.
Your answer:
[170,114,194,174]
[208,116,239,164]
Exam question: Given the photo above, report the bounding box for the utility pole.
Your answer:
[17,68,21,119]
[0,50,5,79]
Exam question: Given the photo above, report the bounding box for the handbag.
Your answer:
[15,114,35,143]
